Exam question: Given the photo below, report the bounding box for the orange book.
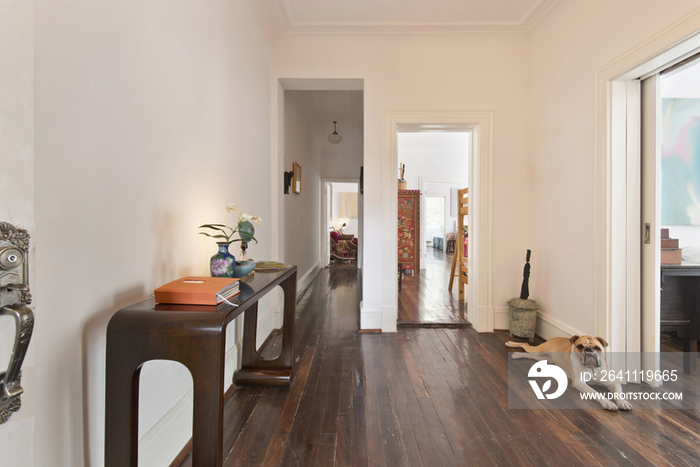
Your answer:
[154,276,240,305]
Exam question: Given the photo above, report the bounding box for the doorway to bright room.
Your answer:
[324,180,360,269]
[396,128,470,326]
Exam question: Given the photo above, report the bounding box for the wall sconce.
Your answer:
[284,171,293,194]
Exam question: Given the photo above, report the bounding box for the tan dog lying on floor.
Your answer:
[506,335,632,411]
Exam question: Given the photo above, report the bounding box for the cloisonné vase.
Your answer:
[210,242,236,278]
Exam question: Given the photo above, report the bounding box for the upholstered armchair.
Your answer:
[330,231,358,261]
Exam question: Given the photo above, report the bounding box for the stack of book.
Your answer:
[660,229,682,265]
[154,276,240,305]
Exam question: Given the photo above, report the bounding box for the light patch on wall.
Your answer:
[338,192,358,219]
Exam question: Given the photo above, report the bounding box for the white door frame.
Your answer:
[321,178,360,267]
[594,12,700,352]
[382,110,493,332]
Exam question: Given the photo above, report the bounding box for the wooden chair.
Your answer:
[448,188,468,302]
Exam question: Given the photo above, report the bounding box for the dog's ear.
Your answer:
[569,335,580,345]
[595,337,609,348]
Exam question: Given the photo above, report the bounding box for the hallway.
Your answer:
[398,246,468,325]
[177,268,700,467]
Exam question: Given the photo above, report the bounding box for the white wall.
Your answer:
[0,1,35,466]
[274,33,534,329]
[398,132,470,191]
[330,182,359,236]
[284,91,326,281]
[530,0,700,337]
[34,1,276,465]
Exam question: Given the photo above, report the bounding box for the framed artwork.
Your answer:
[293,162,301,194]
[661,98,700,225]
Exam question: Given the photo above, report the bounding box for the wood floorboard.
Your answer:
[171,267,700,467]
[398,247,468,324]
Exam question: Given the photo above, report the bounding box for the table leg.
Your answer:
[235,271,297,386]
[105,317,226,467]
[188,337,225,467]
[105,352,142,467]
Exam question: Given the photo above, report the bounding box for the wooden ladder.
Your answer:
[448,187,468,301]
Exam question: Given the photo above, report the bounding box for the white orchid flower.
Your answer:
[240,212,262,225]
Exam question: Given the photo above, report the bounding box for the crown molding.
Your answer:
[267,0,558,33]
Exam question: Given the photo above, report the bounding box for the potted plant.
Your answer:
[199,204,261,278]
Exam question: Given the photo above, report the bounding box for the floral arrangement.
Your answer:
[198,204,262,244]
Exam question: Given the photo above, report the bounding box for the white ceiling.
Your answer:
[268,0,558,33]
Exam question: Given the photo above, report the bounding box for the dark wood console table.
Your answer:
[105,267,297,467]
[661,263,699,374]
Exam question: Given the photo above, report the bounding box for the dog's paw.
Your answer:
[600,399,618,411]
[505,341,521,348]
[510,352,528,360]
[616,399,632,411]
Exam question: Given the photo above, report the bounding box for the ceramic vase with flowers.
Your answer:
[199,204,261,278]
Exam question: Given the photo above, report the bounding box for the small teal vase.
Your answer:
[210,242,236,278]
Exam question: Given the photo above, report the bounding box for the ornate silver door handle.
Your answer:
[0,222,33,424]
[0,304,33,423]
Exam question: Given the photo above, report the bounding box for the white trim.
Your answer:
[256,305,276,349]
[271,300,284,331]
[536,311,584,340]
[594,7,700,347]
[494,307,584,339]
[361,305,383,329]
[382,110,493,333]
[297,259,321,297]
[494,306,509,330]
[138,383,194,467]
[268,0,558,33]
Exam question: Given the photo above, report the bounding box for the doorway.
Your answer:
[381,110,494,333]
[641,54,700,363]
[323,179,360,268]
[395,129,471,325]
[596,21,700,366]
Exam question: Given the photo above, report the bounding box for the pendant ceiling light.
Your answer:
[328,121,342,144]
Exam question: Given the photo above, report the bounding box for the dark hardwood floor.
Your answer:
[176,268,700,467]
[398,246,468,325]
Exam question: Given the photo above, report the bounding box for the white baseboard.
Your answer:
[138,306,276,466]
[360,305,382,330]
[474,305,494,332]
[536,311,584,340]
[297,259,321,296]
[138,383,194,467]
[491,307,583,341]
[494,306,509,330]
[256,305,275,349]
[272,300,284,329]
[382,305,397,332]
